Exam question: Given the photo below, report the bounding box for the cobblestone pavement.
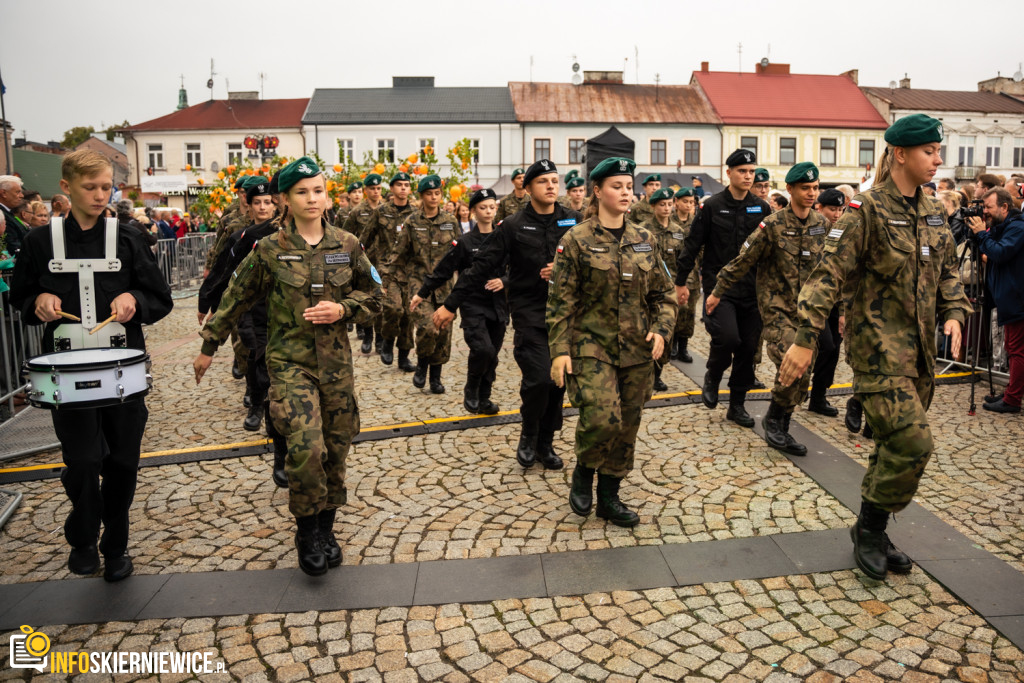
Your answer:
[3,570,1022,682]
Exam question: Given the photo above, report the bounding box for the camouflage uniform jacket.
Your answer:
[668,213,701,287]
[204,200,240,268]
[361,200,415,279]
[495,191,530,223]
[383,209,458,301]
[794,178,972,380]
[207,213,251,271]
[712,205,828,332]
[333,206,352,227]
[342,199,384,260]
[547,218,678,368]
[200,218,383,384]
[629,198,653,225]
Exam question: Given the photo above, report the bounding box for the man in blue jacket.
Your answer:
[968,187,1024,413]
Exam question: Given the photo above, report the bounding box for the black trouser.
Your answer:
[53,399,148,558]
[241,312,286,451]
[462,314,506,399]
[811,305,841,399]
[512,326,564,439]
[704,296,762,390]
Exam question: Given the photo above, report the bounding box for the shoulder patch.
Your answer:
[370,265,382,284]
[758,222,765,229]
[452,240,458,247]
[557,244,564,253]
[849,199,862,210]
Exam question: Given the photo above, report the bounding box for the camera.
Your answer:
[962,199,985,219]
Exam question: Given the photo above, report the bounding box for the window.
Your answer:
[684,140,701,166]
[185,143,202,169]
[376,138,395,163]
[337,139,354,165]
[819,138,837,166]
[650,140,667,165]
[226,143,243,166]
[858,139,875,167]
[940,136,948,164]
[959,136,975,166]
[146,143,164,170]
[740,136,758,158]
[1014,138,1024,167]
[534,138,551,162]
[986,136,1002,166]
[779,137,796,166]
[568,138,585,164]
[418,138,435,155]
[469,138,480,163]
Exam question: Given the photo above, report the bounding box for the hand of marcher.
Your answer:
[303,300,345,325]
[33,292,63,322]
[705,294,720,315]
[111,293,137,323]
[779,344,814,387]
[484,278,504,292]
[647,332,666,360]
[409,294,423,311]
[432,305,456,330]
[676,285,689,306]
[540,262,553,281]
[944,318,962,361]
[550,355,573,388]
[967,216,986,234]
[193,353,213,385]
[197,311,208,325]
[838,315,845,337]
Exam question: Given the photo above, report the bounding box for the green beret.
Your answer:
[754,168,770,183]
[674,187,694,198]
[277,156,321,194]
[364,174,383,187]
[566,177,585,190]
[390,172,411,186]
[418,175,442,193]
[649,188,675,203]
[241,175,269,190]
[885,113,943,147]
[233,177,246,190]
[511,168,525,180]
[785,162,819,185]
[590,157,636,182]
[642,174,662,185]
[346,181,363,193]
[564,169,580,183]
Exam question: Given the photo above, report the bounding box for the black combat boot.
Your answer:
[850,501,889,581]
[569,463,595,516]
[761,400,789,452]
[317,508,342,568]
[295,515,328,577]
[380,337,395,365]
[595,474,639,528]
[678,337,693,363]
[516,430,537,468]
[231,360,244,379]
[375,335,384,355]
[360,326,374,354]
[243,388,252,407]
[463,375,482,413]
[535,433,564,470]
[272,441,288,488]
[780,411,808,457]
[243,403,262,431]
[103,554,134,582]
[68,544,100,575]
[669,338,680,360]
[702,371,722,409]
[354,325,364,339]
[429,365,446,394]
[477,378,500,415]
[808,388,839,417]
[397,348,416,372]
[726,389,754,428]
[653,365,668,392]
[412,359,428,388]
[884,533,913,574]
[845,397,863,433]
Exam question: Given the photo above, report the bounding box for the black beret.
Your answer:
[469,188,497,209]
[246,179,272,203]
[268,173,279,194]
[817,189,846,207]
[523,159,557,186]
[726,149,757,167]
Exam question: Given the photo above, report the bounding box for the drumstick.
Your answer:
[57,311,81,321]
[89,314,117,336]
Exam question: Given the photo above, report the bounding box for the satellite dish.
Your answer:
[572,73,583,86]
[1014,63,1023,82]
[889,80,898,89]
[760,57,769,68]
[572,62,580,73]
[206,78,214,89]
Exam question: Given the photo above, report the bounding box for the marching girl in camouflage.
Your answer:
[193,157,383,577]
[780,115,972,581]
[548,157,677,527]
[641,187,681,392]
[670,188,701,363]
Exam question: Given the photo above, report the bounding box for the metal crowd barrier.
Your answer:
[0,274,46,420]
[155,233,218,292]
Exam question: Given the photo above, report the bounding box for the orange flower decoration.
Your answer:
[414,165,427,175]
[407,153,418,163]
[461,161,468,170]
[399,164,409,173]
[333,164,343,173]
[217,171,225,179]
[373,163,386,174]
[185,164,192,171]
[424,145,433,155]
[197,178,205,185]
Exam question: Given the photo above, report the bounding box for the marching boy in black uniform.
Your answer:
[11,150,173,581]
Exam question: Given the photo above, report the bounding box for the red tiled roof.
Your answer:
[509,82,720,124]
[862,87,1024,114]
[123,98,309,132]
[692,71,888,129]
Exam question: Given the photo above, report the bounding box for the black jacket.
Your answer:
[10,216,173,351]
[1,205,29,254]
[199,218,278,315]
[675,189,771,302]
[419,227,508,322]
[977,208,1024,326]
[444,202,582,331]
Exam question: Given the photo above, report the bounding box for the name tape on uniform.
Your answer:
[324,253,351,265]
[277,254,302,262]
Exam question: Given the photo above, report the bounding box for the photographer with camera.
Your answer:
[967,188,1024,414]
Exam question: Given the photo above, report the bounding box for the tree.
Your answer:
[105,120,131,141]
[61,125,95,149]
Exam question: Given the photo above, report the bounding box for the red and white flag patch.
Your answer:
[556,245,564,253]
[758,221,765,229]
[451,240,458,247]
[849,199,862,210]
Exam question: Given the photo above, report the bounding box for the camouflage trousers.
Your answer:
[765,324,816,410]
[411,294,453,366]
[382,282,415,351]
[857,373,935,513]
[231,331,249,376]
[674,269,701,341]
[269,369,359,518]
[565,357,654,478]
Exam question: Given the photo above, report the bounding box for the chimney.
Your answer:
[228,91,259,101]
[700,61,709,73]
[841,69,859,85]
[899,74,911,89]
[755,61,790,75]
[393,76,435,88]
[583,71,623,85]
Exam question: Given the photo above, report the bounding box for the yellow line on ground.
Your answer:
[0,369,978,476]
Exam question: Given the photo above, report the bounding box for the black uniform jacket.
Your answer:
[443,203,582,331]
[10,215,173,351]
[675,189,771,302]
[418,227,508,322]
[199,218,279,315]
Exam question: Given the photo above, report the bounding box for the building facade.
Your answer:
[75,135,130,187]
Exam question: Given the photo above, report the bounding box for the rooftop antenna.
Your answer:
[258,72,267,99]
[1014,63,1023,83]
[206,59,217,100]
[654,73,661,101]
[571,56,582,86]
[529,55,534,83]
[737,42,743,73]
[634,45,639,84]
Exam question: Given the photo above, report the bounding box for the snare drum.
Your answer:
[24,348,152,410]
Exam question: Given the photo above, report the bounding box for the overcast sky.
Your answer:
[2,0,1019,142]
